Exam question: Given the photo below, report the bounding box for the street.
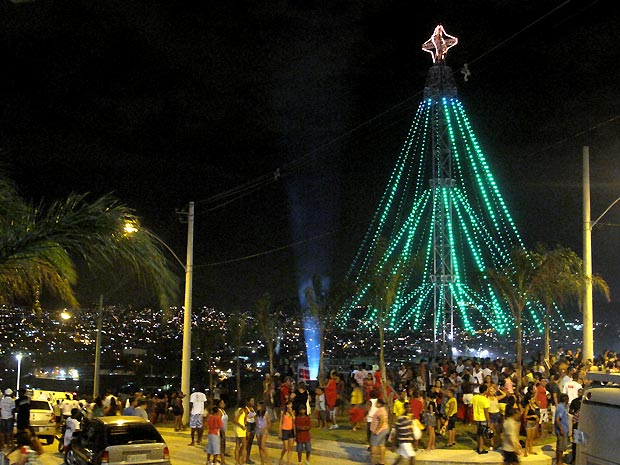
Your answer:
[37,430,362,465]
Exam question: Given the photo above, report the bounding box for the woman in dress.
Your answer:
[278,400,295,465]
[171,391,185,431]
[255,401,271,465]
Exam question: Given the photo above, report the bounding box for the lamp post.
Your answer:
[15,354,23,392]
[582,146,620,362]
[122,202,194,425]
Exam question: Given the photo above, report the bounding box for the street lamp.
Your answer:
[582,146,620,363]
[15,354,23,392]
[120,203,195,425]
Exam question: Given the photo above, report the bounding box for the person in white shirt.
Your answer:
[0,388,15,449]
[63,408,81,454]
[562,374,582,405]
[188,388,207,446]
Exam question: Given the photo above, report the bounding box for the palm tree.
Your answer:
[486,247,537,386]
[304,276,352,385]
[228,310,249,403]
[0,172,178,310]
[255,293,278,376]
[530,245,610,366]
[360,237,408,411]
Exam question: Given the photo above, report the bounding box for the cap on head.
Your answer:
[4,389,13,395]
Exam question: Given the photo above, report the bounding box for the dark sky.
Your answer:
[1,0,619,316]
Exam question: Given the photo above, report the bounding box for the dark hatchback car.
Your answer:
[66,416,171,465]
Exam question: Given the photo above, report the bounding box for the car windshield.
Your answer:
[105,424,163,447]
[30,401,50,410]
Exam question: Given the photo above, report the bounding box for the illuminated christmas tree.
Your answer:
[338,25,545,345]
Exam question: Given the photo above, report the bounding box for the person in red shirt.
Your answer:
[409,390,425,450]
[535,378,550,436]
[206,406,223,465]
[324,371,339,429]
[280,378,292,408]
[294,406,312,465]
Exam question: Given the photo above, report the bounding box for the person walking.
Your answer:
[502,407,523,465]
[369,398,388,465]
[392,407,416,465]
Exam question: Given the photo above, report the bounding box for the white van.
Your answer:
[575,371,620,465]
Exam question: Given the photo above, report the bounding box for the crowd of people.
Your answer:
[257,347,619,465]
[0,347,618,465]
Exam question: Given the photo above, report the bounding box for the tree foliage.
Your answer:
[0,172,179,310]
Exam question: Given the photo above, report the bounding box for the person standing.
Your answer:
[15,388,31,433]
[324,371,339,429]
[522,395,539,457]
[471,384,491,454]
[245,397,257,464]
[369,398,388,465]
[188,387,208,446]
[554,393,570,465]
[217,399,229,463]
[314,388,326,430]
[206,406,223,465]
[232,399,248,465]
[255,402,271,465]
[444,388,457,447]
[502,407,523,465]
[278,400,295,465]
[0,389,15,450]
[294,405,312,465]
[568,388,583,463]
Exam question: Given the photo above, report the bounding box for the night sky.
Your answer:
[1,0,619,323]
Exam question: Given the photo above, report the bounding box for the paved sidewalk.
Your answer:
[157,426,554,465]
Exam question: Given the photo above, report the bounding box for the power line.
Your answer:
[192,1,578,212]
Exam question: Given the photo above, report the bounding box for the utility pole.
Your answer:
[582,146,594,363]
[93,294,103,398]
[181,201,195,425]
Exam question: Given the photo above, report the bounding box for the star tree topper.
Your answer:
[422,25,458,63]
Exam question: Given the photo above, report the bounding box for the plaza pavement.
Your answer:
[157,425,554,465]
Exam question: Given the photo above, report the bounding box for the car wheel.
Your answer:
[45,436,54,445]
[66,449,75,465]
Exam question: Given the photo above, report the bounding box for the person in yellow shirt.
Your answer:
[471,384,491,454]
[444,388,458,447]
[393,390,407,418]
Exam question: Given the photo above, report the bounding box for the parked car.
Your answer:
[29,399,56,445]
[66,416,170,465]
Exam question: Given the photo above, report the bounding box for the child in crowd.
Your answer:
[206,406,223,465]
[314,388,326,430]
[294,405,312,465]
